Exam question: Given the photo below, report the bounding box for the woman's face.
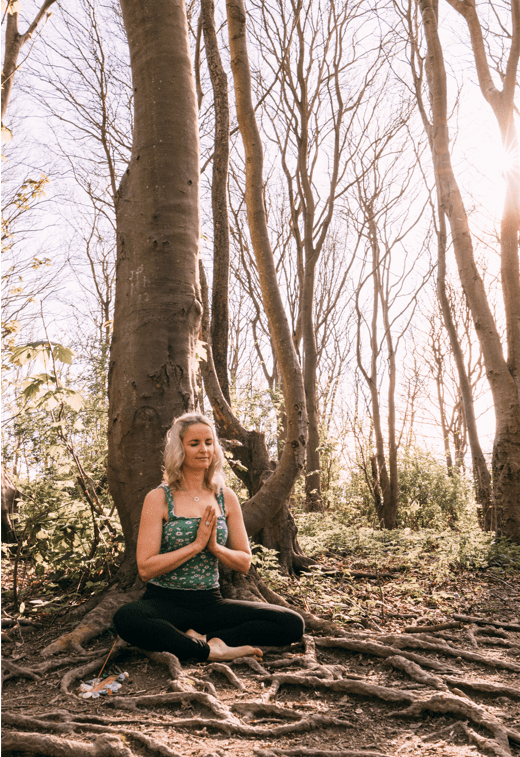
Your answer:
[181,423,214,472]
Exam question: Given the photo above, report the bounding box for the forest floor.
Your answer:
[2,527,520,757]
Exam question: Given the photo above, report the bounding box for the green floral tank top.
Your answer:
[149,484,228,591]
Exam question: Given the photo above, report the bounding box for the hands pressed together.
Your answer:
[194,504,220,554]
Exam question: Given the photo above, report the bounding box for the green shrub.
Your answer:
[396,450,474,530]
[342,447,475,531]
[2,476,123,612]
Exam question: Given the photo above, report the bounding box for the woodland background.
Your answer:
[2,0,520,755]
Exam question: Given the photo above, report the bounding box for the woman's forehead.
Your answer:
[183,423,213,440]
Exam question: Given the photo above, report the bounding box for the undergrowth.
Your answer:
[252,509,520,628]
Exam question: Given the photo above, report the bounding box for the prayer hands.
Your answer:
[195,505,217,550]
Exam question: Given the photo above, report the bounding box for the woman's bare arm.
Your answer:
[207,488,252,574]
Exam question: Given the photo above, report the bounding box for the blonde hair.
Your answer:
[163,413,225,491]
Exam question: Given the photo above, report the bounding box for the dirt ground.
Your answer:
[2,561,520,757]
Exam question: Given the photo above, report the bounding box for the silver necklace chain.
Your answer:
[184,488,210,524]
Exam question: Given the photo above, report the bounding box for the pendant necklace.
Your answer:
[189,490,210,525]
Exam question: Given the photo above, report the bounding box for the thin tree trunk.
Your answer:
[199,262,273,497]
[198,4,311,571]
[201,0,231,404]
[1,1,57,123]
[435,369,454,474]
[376,226,399,528]
[356,210,396,529]
[302,264,323,512]
[436,202,494,529]
[107,0,202,584]
[225,0,308,540]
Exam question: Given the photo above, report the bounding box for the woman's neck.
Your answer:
[182,471,207,491]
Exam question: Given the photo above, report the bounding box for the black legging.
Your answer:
[113,583,305,662]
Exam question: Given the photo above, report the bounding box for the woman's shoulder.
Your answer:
[144,485,168,505]
[221,486,240,510]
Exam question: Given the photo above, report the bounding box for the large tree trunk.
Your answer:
[445,0,520,395]
[107,0,202,585]
[419,0,520,541]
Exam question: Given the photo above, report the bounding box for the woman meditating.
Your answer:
[113,413,304,662]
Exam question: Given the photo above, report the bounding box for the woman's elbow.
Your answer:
[137,560,151,583]
[240,553,252,574]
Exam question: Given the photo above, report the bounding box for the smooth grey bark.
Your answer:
[107,0,202,583]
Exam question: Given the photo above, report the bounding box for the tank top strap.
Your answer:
[217,486,226,516]
[158,483,175,517]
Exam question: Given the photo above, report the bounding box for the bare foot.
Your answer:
[186,629,207,642]
[207,637,263,661]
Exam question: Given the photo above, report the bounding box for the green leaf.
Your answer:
[53,344,75,365]
[41,393,60,410]
[47,444,66,459]
[10,343,47,367]
[62,390,84,411]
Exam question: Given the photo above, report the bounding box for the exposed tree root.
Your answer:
[2,658,41,684]
[314,635,458,672]
[452,614,520,632]
[232,655,270,674]
[383,654,448,690]
[2,712,186,757]
[390,692,512,752]
[442,676,520,699]
[1,650,109,690]
[474,624,510,639]
[41,583,143,656]
[348,632,520,672]
[231,702,306,721]
[145,650,183,681]
[108,689,232,718]
[457,721,513,757]
[4,604,520,757]
[1,731,136,757]
[253,749,388,757]
[422,720,511,757]
[260,672,417,704]
[205,661,247,690]
[404,621,461,633]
